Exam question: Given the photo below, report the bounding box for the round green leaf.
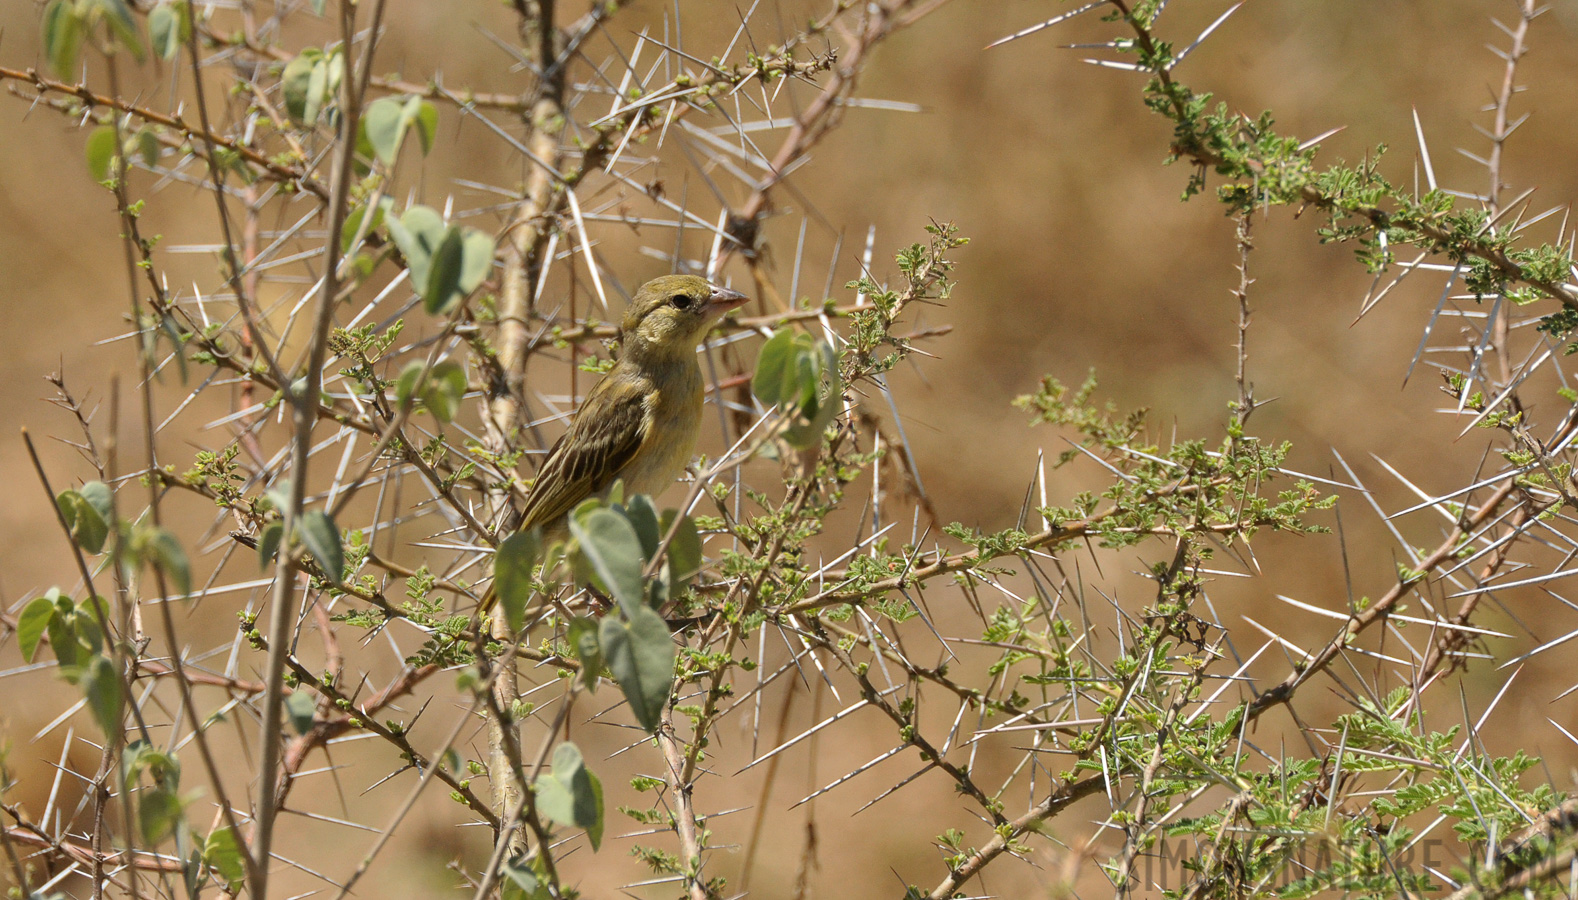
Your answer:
[146,527,191,596]
[81,653,124,738]
[533,742,604,850]
[57,489,109,554]
[385,205,446,290]
[96,0,146,61]
[361,96,407,166]
[599,605,675,733]
[85,125,117,182]
[752,328,797,406]
[147,3,185,61]
[659,509,703,588]
[138,786,182,844]
[257,520,284,570]
[42,0,84,79]
[17,595,57,664]
[424,360,467,422]
[423,227,466,313]
[567,616,602,693]
[459,228,495,294]
[494,529,542,633]
[284,690,316,736]
[203,826,246,893]
[410,97,438,154]
[570,507,646,615]
[79,480,115,524]
[624,495,661,561]
[280,50,320,123]
[298,510,343,585]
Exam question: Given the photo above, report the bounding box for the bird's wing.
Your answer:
[518,379,648,530]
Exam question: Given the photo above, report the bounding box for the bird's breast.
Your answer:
[618,360,705,500]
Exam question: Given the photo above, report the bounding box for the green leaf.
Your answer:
[424,227,465,314]
[566,616,602,693]
[361,96,407,166]
[394,360,424,412]
[360,95,439,166]
[410,97,438,154]
[80,480,115,524]
[75,596,107,654]
[624,495,661,560]
[570,507,646,615]
[284,690,316,736]
[533,742,604,851]
[280,51,321,124]
[42,0,84,79]
[424,360,467,422]
[298,510,343,585]
[340,196,389,253]
[257,520,283,569]
[138,787,182,844]
[147,3,185,61]
[384,205,446,291]
[57,489,109,554]
[394,359,467,422]
[96,0,145,61]
[85,125,117,182]
[134,128,160,169]
[494,529,542,633]
[81,653,124,737]
[203,826,246,893]
[46,589,80,669]
[599,605,674,733]
[17,595,57,663]
[501,856,547,900]
[660,509,703,588]
[122,739,172,790]
[459,227,495,294]
[752,329,798,406]
[303,54,329,127]
[146,527,191,596]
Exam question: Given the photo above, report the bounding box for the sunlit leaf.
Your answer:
[494,529,542,633]
[298,510,343,585]
[57,488,109,554]
[533,741,604,851]
[96,0,146,61]
[85,125,117,182]
[257,520,283,570]
[600,604,674,733]
[567,616,602,693]
[459,227,495,294]
[660,509,703,588]
[147,3,186,61]
[570,507,646,615]
[146,527,190,596]
[203,827,246,893]
[424,227,465,314]
[138,786,182,844]
[81,653,123,738]
[424,359,467,422]
[17,595,56,663]
[361,96,407,165]
[42,0,85,79]
[284,690,316,736]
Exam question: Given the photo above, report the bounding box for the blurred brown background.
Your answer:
[5,1,1578,897]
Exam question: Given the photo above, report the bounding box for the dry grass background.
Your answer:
[4,1,1578,897]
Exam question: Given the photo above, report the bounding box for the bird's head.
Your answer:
[620,275,749,357]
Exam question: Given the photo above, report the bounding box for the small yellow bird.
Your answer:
[480,275,747,617]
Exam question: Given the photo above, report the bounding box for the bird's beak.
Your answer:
[707,285,749,313]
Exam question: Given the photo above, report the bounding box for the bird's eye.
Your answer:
[669,294,694,310]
